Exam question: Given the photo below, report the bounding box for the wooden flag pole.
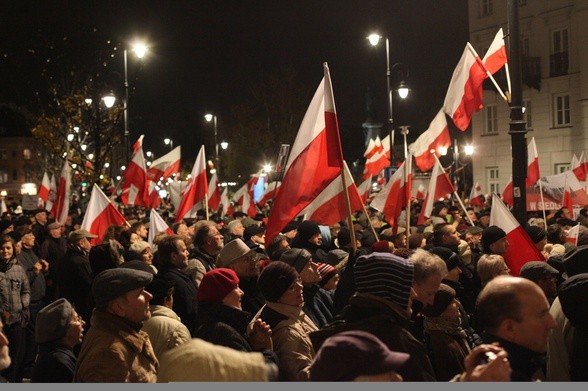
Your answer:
[466,42,508,103]
[433,154,474,226]
[205,193,210,221]
[340,161,357,255]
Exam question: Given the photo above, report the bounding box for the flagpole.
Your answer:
[205,193,209,221]
[538,176,547,223]
[466,43,508,103]
[359,182,379,242]
[405,154,411,236]
[433,154,474,226]
[340,161,358,255]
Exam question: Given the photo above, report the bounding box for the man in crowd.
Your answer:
[187,221,224,288]
[74,268,157,382]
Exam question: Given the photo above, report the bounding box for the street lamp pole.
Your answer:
[205,114,219,169]
[123,48,130,164]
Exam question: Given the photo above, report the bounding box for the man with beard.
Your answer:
[74,268,157,382]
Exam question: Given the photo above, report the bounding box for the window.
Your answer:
[480,0,493,16]
[0,171,7,184]
[487,167,500,194]
[24,170,33,183]
[554,163,570,174]
[553,94,571,127]
[551,28,569,76]
[23,148,31,160]
[521,36,529,57]
[483,104,498,134]
[523,99,532,129]
[0,150,7,160]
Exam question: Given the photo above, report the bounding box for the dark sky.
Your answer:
[1,0,469,168]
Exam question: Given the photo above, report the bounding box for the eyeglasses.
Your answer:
[71,314,84,324]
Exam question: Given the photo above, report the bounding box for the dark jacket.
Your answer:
[156,264,198,336]
[302,284,334,329]
[56,247,94,323]
[17,247,46,302]
[310,292,436,381]
[481,333,546,381]
[30,343,76,383]
[239,276,265,316]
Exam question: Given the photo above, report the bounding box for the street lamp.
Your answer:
[204,114,219,169]
[220,141,228,150]
[368,33,410,165]
[123,41,148,163]
[164,138,173,151]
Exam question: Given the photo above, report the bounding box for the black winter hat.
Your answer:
[429,247,460,271]
[558,273,588,332]
[258,261,299,303]
[481,225,507,253]
[526,225,546,244]
[421,284,456,317]
[296,220,321,242]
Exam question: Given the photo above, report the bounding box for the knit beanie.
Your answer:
[197,268,240,303]
[481,225,507,253]
[296,220,321,242]
[336,227,352,248]
[317,263,337,287]
[429,247,460,271]
[525,225,546,244]
[354,252,414,309]
[421,284,456,317]
[279,248,312,273]
[258,261,298,303]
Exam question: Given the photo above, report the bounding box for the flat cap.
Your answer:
[92,268,153,306]
[35,298,73,343]
[68,229,98,243]
[519,261,559,282]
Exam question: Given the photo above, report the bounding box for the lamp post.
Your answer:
[123,42,148,164]
[368,34,409,167]
[204,114,219,169]
[164,138,173,151]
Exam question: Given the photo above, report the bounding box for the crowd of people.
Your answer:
[0,195,588,382]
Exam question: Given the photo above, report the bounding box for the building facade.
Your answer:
[469,0,588,196]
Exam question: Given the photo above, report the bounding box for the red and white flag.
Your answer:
[572,152,587,182]
[208,172,221,212]
[51,159,71,224]
[132,135,144,154]
[357,177,372,203]
[121,136,148,207]
[562,173,574,218]
[370,159,411,233]
[409,109,452,172]
[265,63,345,243]
[363,135,390,179]
[502,137,540,206]
[144,180,162,209]
[38,172,51,202]
[220,187,230,217]
[469,182,484,207]
[45,174,57,213]
[482,28,508,75]
[566,223,580,246]
[415,184,426,201]
[258,181,281,207]
[489,194,544,276]
[442,44,487,131]
[176,145,208,222]
[148,208,173,245]
[363,137,379,159]
[81,185,127,245]
[146,146,181,182]
[417,158,455,225]
[298,162,363,227]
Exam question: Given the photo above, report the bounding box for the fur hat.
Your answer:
[197,268,240,303]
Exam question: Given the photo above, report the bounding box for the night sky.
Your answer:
[1,0,469,171]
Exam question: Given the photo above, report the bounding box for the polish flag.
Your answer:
[232,182,248,205]
[562,173,574,219]
[417,158,455,225]
[502,137,540,206]
[357,177,372,203]
[38,172,51,202]
[81,185,127,245]
[489,194,544,276]
[242,187,257,217]
[415,184,426,201]
[482,28,508,75]
[566,224,580,246]
[469,182,484,207]
[265,63,345,244]
[298,162,363,227]
[363,135,390,179]
[258,181,281,207]
[132,135,144,154]
[176,145,208,222]
[208,172,221,212]
[442,44,487,131]
[52,159,71,224]
[232,176,258,217]
[121,137,148,207]
[409,109,452,172]
[148,208,173,245]
[146,146,181,182]
[363,138,378,159]
[572,152,587,182]
[45,174,57,213]
[371,159,410,233]
[220,187,230,217]
[144,180,162,209]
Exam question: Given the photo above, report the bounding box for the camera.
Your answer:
[479,351,497,365]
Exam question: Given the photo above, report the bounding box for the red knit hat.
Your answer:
[197,268,240,303]
[317,263,337,287]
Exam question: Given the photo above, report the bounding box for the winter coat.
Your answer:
[252,301,317,381]
[30,343,76,383]
[157,264,199,335]
[0,257,30,325]
[56,247,94,322]
[546,296,573,381]
[302,284,334,328]
[74,309,158,382]
[17,247,46,302]
[141,305,191,360]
